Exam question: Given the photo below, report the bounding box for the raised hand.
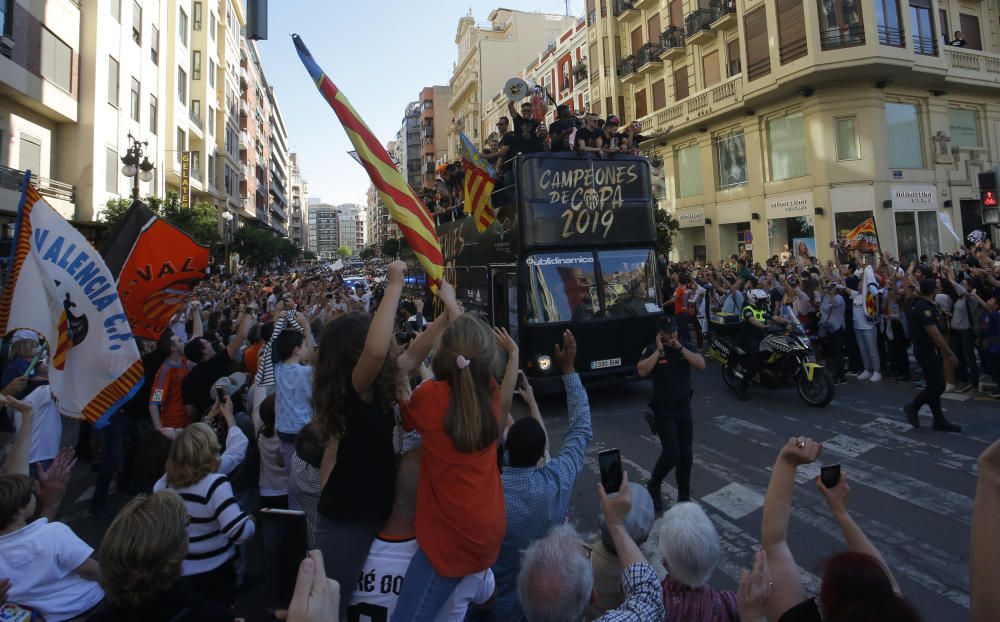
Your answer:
[553,330,577,374]
[387,260,407,286]
[816,470,850,516]
[493,327,518,356]
[779,436,822,466]
[737,550,771,622]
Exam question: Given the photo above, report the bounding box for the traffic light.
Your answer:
[978,171,998,207]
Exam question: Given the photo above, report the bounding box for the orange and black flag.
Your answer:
[841,217,880,254]
[293,34,444,291]
[103,201,210,340]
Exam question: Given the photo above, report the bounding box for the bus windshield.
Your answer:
[524,249,658,324]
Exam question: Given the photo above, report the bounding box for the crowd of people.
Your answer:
[657,241,1000,415]
[0,235,998,621]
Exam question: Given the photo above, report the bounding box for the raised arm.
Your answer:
[226,305,254,361]
[636,335,663,378]
[352,260,406,395]
[494,327,519,421]
[0,395,32,475]
[397,282,460,372]
[190,302,204,338]
[761,436,822,621]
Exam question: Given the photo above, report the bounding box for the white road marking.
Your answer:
[822,434,878,458]
[700,483,765,519]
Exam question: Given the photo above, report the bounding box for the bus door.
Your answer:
[490,265,518,341]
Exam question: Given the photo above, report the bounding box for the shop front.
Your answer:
[675,207,707,264]
[890,184,940,265]
[717,199,753,263]
[765,191,816,264]
[831,185,877,263]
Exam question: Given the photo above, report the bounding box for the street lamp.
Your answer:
[120,133,155,200]
[221,208,234,274]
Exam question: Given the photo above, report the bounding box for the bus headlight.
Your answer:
[537,355,553,372]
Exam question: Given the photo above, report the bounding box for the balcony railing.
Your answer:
[189,111,203,131]
[0,165,75,204]
[636,42,662,67]
[643,75,743,134]
[944,47,1000,81]
[612,0,637,18]
[660,28,685,56]
[587,9,597,25]
[913,34,937,56]
[685,9,715,38]
[820,23,865,50]
[617,55,638,77]
[877,25,904,47]
[191,167,203,182]
[239,131,249,148]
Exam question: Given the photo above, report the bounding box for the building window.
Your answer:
[106,147,118,193]
[177,66,187,102]
[178,8,188,46]
[192,50,201,80]
[726,39,741,77]
[948,107,979,148]
[958,13,982,50]
[208,106,215,136]
[40,28,72,93]
[130,77,140,121]
[910,0,936,55]
[777,0,807,64]
[676,145,702,198]
[132,1,142,45]
[19,135,41,175]
[111,0,120,22]
[715,133,748,189]
[745,7,771,80]
[819,0,864,49]
[0,0,12,38]
[876,0,904,46]
[767,112,807,180]
[885,102,923,168]
[193,1,202,30]
[210,11,217,41]
[151,25,159,64]
[652,79,666,110]
[176,128,186,164]
[208,59,216,88]
[894,211,939,265]
[673,65,689,100]
[108,56,119,106]
[191,99,201,124]
[835,116,860,160]
[702,50,720,87]
[633,88,647,119]
[208,154,215,188]
[149,94,158,134]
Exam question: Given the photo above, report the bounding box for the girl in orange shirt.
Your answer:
[392,315,519,621]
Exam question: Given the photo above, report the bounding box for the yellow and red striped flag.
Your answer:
[459,132,497,233]
[293,35,443,291]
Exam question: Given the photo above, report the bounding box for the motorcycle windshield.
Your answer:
[779,306,806,335]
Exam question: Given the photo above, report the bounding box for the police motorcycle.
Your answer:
[706,291,834,408]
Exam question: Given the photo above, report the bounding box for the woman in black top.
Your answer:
[310,261,460,619]
[575,113,604,155]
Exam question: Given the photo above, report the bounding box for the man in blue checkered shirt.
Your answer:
[491,330,594,621]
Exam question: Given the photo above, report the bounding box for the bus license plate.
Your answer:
[590,358,621,370]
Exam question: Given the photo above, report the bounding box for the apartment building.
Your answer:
[307,199,339,258]
[594,0,1000,264]
[289,151,308,249]
[418,85,452,188]
[267,85,289,237]
[449,8,577,156]
[401,100,421,190]
[337,203,364,254]
[218,0,245,221]
[483,16,590,142]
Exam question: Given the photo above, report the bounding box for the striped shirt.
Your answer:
[254,315,303,388]
[153,473,255,576]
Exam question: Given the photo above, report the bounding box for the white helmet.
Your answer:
[749,289,769,307]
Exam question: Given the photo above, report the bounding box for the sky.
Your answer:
[256,0,586,207]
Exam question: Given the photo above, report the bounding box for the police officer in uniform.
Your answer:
[737,289,790,400]
[638,315,706,512]
[903,279,962,432]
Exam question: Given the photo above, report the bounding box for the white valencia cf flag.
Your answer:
[0,177,143,428]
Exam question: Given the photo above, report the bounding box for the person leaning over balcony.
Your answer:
[950,31,967,46]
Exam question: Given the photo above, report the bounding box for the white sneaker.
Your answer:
[945,383,955,393]
[870,372,882,382]
[858,370,872,380]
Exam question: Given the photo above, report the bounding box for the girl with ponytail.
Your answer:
[392,313,519,620]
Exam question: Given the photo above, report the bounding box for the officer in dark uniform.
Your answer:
[903,279,962,432]
[637,315,706,512]
[737,289,790,400]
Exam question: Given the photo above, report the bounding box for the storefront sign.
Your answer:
[180,151,191,210]
[890,185,937,210]
[765,192,814,220]
[716,199,751,224]
[677,208,705,228]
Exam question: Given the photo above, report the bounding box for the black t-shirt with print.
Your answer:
[575,127,600,149]
[513,115,540,153]
[548,118,577,151]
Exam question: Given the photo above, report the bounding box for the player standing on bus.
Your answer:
[637,315,706,512]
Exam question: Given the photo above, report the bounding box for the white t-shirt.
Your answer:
[14,385,61,464]
[169,312,188,342]
[0,519,104,622]
[851,290,873,330]
[267,293,278,312]
[348,536,496,621]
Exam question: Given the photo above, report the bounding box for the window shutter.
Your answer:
[777,0,807,63]
[959,14,982,50]
[635,88,648,118]
[702,50,720,87]
[744,8,770,80]
[726,39,741,76]
[631,27,643,54]
[647,14,660,45]
[674,65,689,100]
[652,79,666,110]
[669,0,682,28]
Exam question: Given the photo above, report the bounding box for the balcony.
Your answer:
[270,201,287,222]
[239,131,249,149]
[239,65,248,89]
[633,0,657,9]
[877,25,904,47]
[659,28,686,60]
[913,34,937,56]
[426,162,436,173]
[636,42,662,72]
[820,23,865,50]
[0,165,75,217]
[239,100,248,116]
[943,47,1000,85]
[189,111,203,132]
[684,9,716,45]
[422,127,433,139]
[643,75,743,135]
[612,0,637,19]
[617,55,638,79]
[587,9,597,25]
[709,0,736,29]
[191,167,203,183]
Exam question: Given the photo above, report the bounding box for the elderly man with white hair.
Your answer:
[658,502,738,621]
[517,472,664,622]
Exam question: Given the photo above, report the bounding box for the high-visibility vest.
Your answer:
[744,305,767,322]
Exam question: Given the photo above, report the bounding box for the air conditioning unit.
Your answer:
[0,37,14,59]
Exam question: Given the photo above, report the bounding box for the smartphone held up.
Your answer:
[820,464,841,488]
[598,448,623,494]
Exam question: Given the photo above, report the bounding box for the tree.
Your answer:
[232,227,281,269]
[381,238,400,259]
[303,250,317,261]
[655,207,680,258]
[101,191,220,247]
[337,245,352,259]
[359,247,375,262]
